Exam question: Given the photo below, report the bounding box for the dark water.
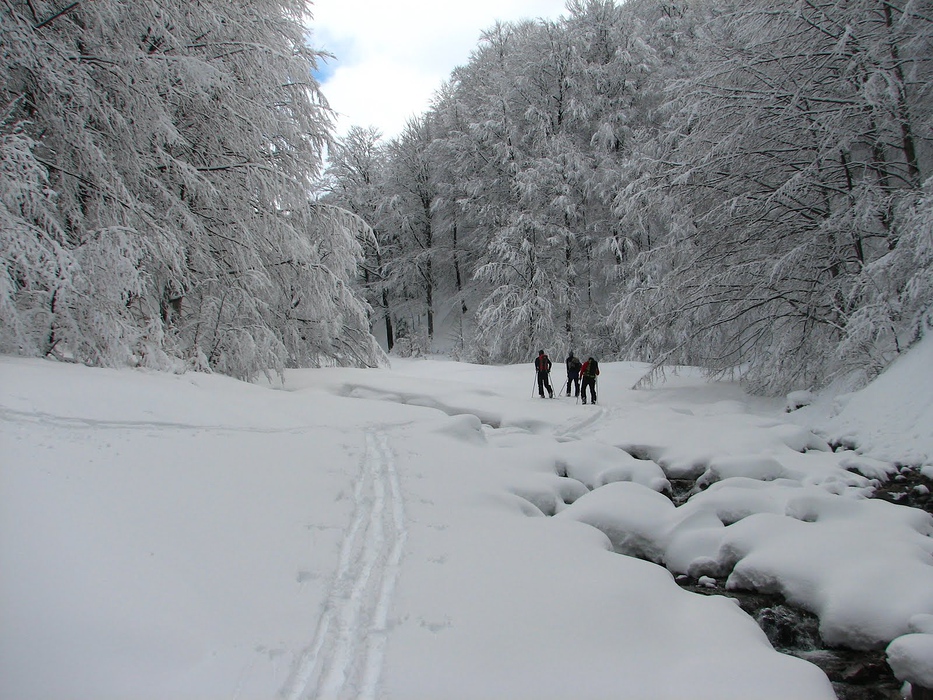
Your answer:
[675,577,903,699]
[869,464,933,516]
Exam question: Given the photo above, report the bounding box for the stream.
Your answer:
[673,464,932,700]
[585,454,932,700]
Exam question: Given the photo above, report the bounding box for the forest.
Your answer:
[2,0,932,393]
[1,0,383,380]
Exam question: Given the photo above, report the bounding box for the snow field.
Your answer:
[2,343,932,698]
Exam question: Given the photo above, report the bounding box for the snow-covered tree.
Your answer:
[1,0,383,378]
[611,0,932,391]
[381,115,442,353]
[425,83,481,356]
[322,126,397,351]
[466,21,572,361]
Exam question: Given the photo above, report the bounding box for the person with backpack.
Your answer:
[580,356,599,404]
[565,351,582,397]
[534,349,554,398]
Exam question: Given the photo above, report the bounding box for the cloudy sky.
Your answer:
[308,0,569,139]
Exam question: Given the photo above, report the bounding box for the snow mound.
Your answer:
[722,509,933,648]
[556,481,675,562]
[696,455,786,489]
[786,389,815,411]
[886,633,933,688]
[554,465,933,650]
[837,454,899,481]
[552,441,670,492]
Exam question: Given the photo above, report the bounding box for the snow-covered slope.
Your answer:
[806,332,933,468]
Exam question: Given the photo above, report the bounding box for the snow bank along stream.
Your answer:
[518,433,931,698]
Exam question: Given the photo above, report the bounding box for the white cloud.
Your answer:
[309,0,568,138]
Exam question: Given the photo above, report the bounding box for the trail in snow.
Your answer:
[554,404,606,439]
[0,406,319,435]
[282,430,407,700]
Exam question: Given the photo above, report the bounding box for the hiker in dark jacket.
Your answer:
[534,350,554,398]
[565,352,582,397]
[580,357,599,404]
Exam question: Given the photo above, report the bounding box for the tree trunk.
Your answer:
[883,2,921,188]
[383,288,394,352]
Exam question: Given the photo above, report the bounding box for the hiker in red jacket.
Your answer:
[580,357,599,404]
[534,350,554,398]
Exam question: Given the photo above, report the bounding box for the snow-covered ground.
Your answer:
[1,338,932,700]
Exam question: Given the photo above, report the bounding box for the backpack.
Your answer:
[583,358,599,378]
[568,356,581,373]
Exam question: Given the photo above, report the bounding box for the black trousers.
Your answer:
[566,375,580,396]
[581,376,597,402]
[537,371,553,397]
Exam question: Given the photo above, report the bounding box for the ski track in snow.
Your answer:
[0,406,317,435]
[554,404,606,439]
[282,429,407,700]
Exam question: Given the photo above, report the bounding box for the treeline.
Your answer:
[1,0,383,379]
[324,0,932,393]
